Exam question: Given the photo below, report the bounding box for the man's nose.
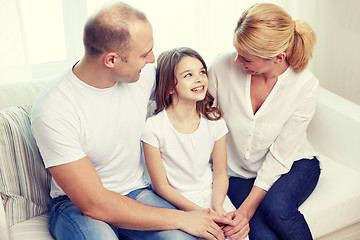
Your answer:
[147,51,155,63]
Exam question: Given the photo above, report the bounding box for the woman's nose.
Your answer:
[235,54,243,65]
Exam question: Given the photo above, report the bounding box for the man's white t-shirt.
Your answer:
[31,63,155,198]
[141,109,229,205]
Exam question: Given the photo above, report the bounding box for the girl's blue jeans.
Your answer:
[228,158,320,240]
[48,187,196,240]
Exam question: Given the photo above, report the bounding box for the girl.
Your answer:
[141,47,248,240]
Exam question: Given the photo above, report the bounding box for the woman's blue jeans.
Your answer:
[48,187,196,240]
[228,158,320,240]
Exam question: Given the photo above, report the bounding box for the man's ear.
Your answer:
[274,52,286,64]
[104,52,117,68]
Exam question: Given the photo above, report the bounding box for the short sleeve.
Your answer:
[31,111,86,168]
[213,118,228,142]
[141,116,160,148]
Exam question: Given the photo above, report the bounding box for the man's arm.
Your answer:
[49,156,233,239]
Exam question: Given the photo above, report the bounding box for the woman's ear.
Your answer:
[274,52,286,64]
[104,52,117,68]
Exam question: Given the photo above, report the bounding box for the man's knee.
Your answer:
[49,198,118,240]
[52,216,118,240]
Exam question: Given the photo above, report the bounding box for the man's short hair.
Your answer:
[83,2,147,61]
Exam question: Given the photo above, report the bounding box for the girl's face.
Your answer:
[233,42,273,75]
[172,56,208,104]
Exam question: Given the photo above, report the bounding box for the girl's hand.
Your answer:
[212,205,227,217]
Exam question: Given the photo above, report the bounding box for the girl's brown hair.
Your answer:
[155,47,222,121]
[234,3,316,72]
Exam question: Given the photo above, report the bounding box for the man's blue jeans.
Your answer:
[48,187,196,240]
[228,158,320,240]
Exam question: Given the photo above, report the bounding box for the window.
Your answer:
[0,0,86,84]
[20,0,66,65]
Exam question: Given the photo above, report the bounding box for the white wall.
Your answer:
[311,0,360,105]
[260,0,360,105]
[86,0,360,106]
[2,0,359,105]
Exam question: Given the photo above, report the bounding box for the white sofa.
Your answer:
[1,80,360,240]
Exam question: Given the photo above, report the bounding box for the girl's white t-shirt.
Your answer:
[141,110,228,204]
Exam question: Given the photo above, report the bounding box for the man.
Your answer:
[31,2,232,240]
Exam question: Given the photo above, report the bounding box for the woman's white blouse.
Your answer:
[208,51,319,191]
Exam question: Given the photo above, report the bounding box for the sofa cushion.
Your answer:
[0,105,51,226]
[9,213,54,240]
[300,154,360,238]
[0,200,10,240]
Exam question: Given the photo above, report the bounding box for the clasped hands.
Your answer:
[214,208,249,240]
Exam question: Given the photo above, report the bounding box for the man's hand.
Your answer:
[222,210,249,240]
[179,208,234,240]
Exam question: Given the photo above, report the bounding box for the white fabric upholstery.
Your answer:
[307,88,360,171]
[300,155,360,239]
[9,213,53,240]
[0,200,10,240]
[0,105,51,226]
[316,222,360,240]
[0,80,46,110]
[304,88,360,239]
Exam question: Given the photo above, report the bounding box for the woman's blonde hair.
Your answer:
[234,3,316,72]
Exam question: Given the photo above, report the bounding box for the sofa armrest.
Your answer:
[0,80,46,110]
[307,88,360,171]
[0,198,10,240]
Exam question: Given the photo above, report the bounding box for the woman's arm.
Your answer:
[143,142,204,212]
[236,186,266,221]
[223,186,265,239]
[211,135,229,216]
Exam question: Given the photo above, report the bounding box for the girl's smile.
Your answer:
[172,56,208,103]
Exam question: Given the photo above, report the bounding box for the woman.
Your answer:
[208,3,320,240]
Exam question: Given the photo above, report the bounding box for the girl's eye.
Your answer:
[200,70,206,75]
[184,73,192,78]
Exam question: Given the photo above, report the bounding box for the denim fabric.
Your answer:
[49,188,195,240]
[228,158,320,240]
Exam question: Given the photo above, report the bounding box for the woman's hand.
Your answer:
[180,208,234,240]
[222,210,250,240]
[223,185,266,239]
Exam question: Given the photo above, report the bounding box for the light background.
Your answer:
[1,0,359,105]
